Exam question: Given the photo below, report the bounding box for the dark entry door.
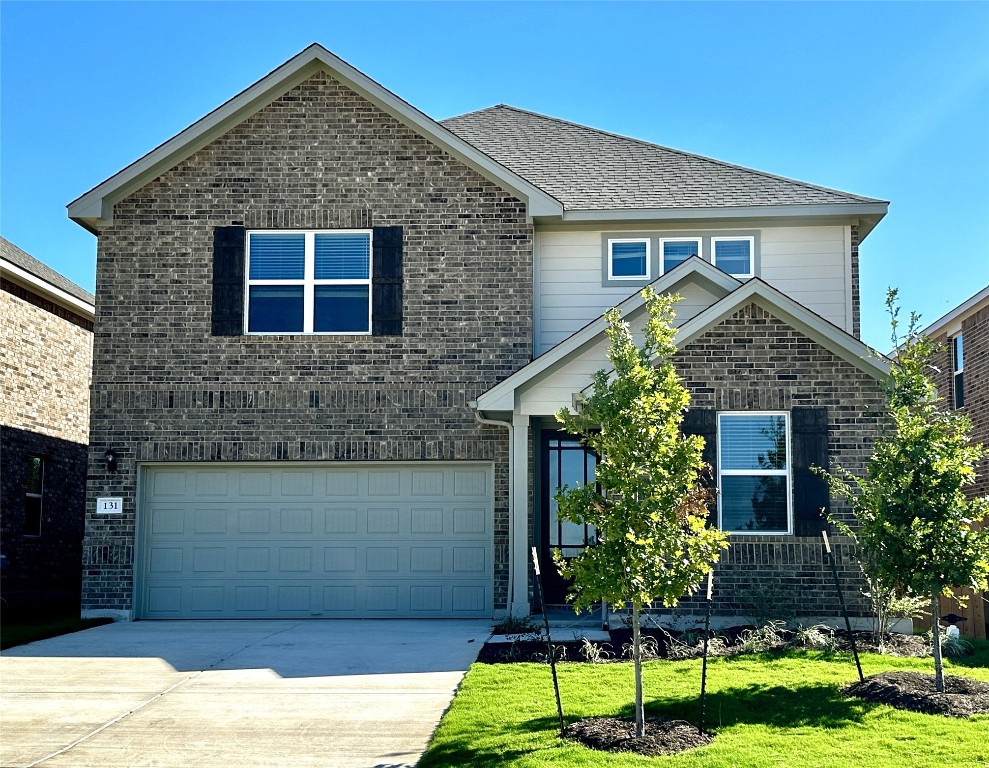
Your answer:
[539,430,597,605]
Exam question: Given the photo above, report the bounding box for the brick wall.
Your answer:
[0,290,92,443]
[927,304,988,638]
[672,303,886,618]
[1,289,92,607]
[83,71,533,615]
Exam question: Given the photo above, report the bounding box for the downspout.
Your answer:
[471,405,517,617]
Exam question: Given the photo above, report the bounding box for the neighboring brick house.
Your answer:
[68,45,890,623]
[1,236,94,611]
[920,286,989,638]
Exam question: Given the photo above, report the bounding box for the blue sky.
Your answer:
[1,1,986,350]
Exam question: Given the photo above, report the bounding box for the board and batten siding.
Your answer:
[535,225,851,355]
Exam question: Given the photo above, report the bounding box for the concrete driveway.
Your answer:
[0,619,490,768]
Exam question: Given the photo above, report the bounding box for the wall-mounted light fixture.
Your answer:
[104,449,117,473]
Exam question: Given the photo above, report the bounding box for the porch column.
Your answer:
[510,412,531,615]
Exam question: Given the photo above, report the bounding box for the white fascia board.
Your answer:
[68,45,562,231]
[474,257,740,411]
[0,258,95,319]
[552,203,888,240]
[921,285,989,338]
[671,280,891,380]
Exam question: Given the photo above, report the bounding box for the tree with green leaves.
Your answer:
[818,289,989,691]
[554,287,729,736]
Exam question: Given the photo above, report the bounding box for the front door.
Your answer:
[539,430,597,606]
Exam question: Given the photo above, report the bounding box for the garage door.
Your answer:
[139,463,493,619]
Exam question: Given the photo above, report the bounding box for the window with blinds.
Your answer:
[246,230,372,334]
[717,412,791,534]
[712,237,754,278]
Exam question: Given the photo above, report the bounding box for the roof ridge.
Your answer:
[448,104,886,205]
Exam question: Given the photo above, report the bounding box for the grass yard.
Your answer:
[1,613,112,650]
[420,645,989,767]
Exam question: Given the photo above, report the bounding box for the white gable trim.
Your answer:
[474,257,741,412]
[573,278,890,402]
[68,44,563,233]
[920,285,989,340]
[0,257,95,319]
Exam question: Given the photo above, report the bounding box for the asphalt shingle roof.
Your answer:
[0,236,95,305]
[441,105,884,211]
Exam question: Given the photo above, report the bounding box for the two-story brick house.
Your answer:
[68,45,889,622]
[1,236,94,612]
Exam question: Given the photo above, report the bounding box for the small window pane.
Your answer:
[313,286,369,333]
[721,475,788,532]
[248,233,305,279]
[954,372,964,409]
[663,240,700,272]
[26,456,43,495]
[24,495,42,536]
[721,415,787,470]
[315,234,370,280]
[954,335,964,372]
[714,239,751,275]
[248,285,304,332]
[611,241,648,278]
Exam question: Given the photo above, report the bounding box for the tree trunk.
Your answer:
[931,589,945,693]
[633,600,644,737]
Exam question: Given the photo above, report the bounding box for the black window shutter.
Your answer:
[681,408,718,525]
[372,226,403,336]
[791,406,830,536]
[211,226,246,336]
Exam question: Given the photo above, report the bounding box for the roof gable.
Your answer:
[443,105,888,236]
[575,278,889,400]
[474,257,741,412]
[68,45,562,233]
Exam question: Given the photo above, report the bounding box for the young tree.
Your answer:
[554,287,729,736]
[819,289,989,691]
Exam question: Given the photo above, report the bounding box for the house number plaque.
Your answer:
[96,497,123,514]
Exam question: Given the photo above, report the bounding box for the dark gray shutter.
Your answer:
[681,408,717,524]
[211,226,246,336]
[372,226,403,336]
[791,406,830,536]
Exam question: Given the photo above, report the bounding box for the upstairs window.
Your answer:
[24,455,43,537]
[660,237,701,274]
[718,413,791,534]
[953,334,965,408]
[712,236,754,278]
[246,230,372,334]
[607,239,650,280]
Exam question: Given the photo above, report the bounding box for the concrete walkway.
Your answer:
[0,619,490,768]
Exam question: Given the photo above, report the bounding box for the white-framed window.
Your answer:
[607,238,650,280]
[952,334,965,409]
[245,230,372,334]
[24,455,43,537]
[659,237,702,274]
[712,236,754,278]
[717,412,791,534]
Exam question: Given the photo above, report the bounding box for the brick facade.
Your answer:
[82,72,533,615]
[1,288,93,607]
[671,303,886,618]
[850,225,861,339]
[927,301,988,637]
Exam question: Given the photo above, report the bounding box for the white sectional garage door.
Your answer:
[138,463,493,619]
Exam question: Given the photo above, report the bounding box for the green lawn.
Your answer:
[1,614,112,650]
[420,645,989,768]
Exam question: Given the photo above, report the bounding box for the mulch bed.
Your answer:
[563,716,713,756]
[844,671,989,717]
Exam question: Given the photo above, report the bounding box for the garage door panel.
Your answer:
[140,464,492,619]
